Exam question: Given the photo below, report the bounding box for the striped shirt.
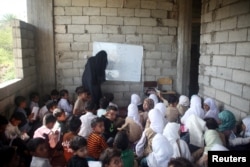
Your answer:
[87,132,108,159]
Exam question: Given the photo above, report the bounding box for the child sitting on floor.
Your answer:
[58,89,73,117]
[29,92,40,111]
[99,148,123,167]
[67,136,89,167]
[27,138,52,167]
[87,117,108,160]
[53,108,68,136]
[97,97,109,117]
[73,86,89,116]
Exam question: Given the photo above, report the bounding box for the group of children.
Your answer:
[0,86,250,167]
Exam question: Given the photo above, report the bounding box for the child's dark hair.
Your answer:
[167,94,178,105]
[27,138,46,152]
[42,94,51,104]
[0,146,16,166]
[103,93,114,102]
[85,100,96,111]
[14,96,26,107]
[91,117,104,128]
[99,148,121,167]
[106,105,118,112]
[113,130,129,151]
[0,115,8,126]
[168,157,194,167]
[43,113,56,125]
[46,101,57,110]
[30,92,39,100]
[53,108,65,118]
[51,89,59,96]
[99,98,109,109]
[60,89,69,97]
[75,86,88,95]
[204,117,218,129]
[69,136,87,151]
[10,112,25,121]
[69,116,81,132]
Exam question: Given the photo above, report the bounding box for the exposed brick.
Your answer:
[65,7,82,15]
[85,25,102,33]
[107,0,123,8]
[143,35,158,43]
[55,34,73,42]
[214,31,228,43]
[209,0,217,11]
[74,34,90,42]
[103,25,119,33]
[62,69,80,77]
[201,34,211,44]
[118,8,135,17]
[199,75,210,86]
[83,7,100,15]
[229,1,250,17]
[141,18,157,26]
[146,68,161,75]
[141,1,156,9]
[126,35,142,43]
[200,55,211,66]
[206,44,219,54]
[204,66,217,77]
[72,16,89,24]
[55,25,66,33]
[217,67,232,80]
[123,0,140,8]
[54,7,65,16]
[202,12,212,23]
[151,10,167,19]
[89,0,106,7]
[55,16,71,24]
[121,26,136,34]
[157,2,173,10]
[135,9,151,18]
[227,56,245,70]
[221,17,237,30]
[215,6,230,20]
[107,17,123,25]
[231,95,250,113]
[57,61,73,69]
[137,26,152,34]
[238,14,250,28]
[159,36,174,44]
[219,43,235,55]
[152,27,168,35]
[143,44,155,51]
[145,59,156,67]
[54,0,71,6]
[101,8,117,16]
[56,43,71,51]
[162,19,178,27]
[124,17,140,26]
[215,90,231,105]
[91,34,109,42]
[211,77,225,90]
[229,29,247,42]
[225,81,242,96]
[68,25,85,33]
[72,0,89,6]
[156,60,172,68]
[71,42,89,51]
[243,86,250,99]
[213,55,227,67]
[90,16,106,24]
[232,70,250,85]
[169,27,176,35]
[145,51,161,59]
[236,42,250,56]
[108,34,125,42]
[245,58,250,71]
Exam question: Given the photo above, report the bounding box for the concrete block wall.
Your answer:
[199,0,250,120]
[0,20,37,118]
[54,0,178,106]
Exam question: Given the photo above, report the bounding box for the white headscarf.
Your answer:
[178,95,190,106]
[131,94,142,106]
[127,104,142,128]
[163,122,180,144]
[148,109,164,133]
[181,95,205,125]
[242,116,250,133]
[210,144,228,151]
[149,94,158,106]
[147,134,173,167]
[204,98,219,122]
[155,103,168,125]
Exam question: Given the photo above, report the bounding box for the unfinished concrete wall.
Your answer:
[0,20,37,118]
[54,0,178,106]
[199,0,250,120]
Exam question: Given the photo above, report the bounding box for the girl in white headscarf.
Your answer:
[181,95,205,125]
[163,122,192,161]
[147,134,173,167]
[154,103,168,126]
[149,94,159,106]
[242,116,250,137]
[118,104,143,143]
[203,98,219,123]
[177,95,190,116]
[136,109,165,158]
[131,94,143,111]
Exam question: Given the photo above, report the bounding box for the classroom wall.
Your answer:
[54,0,178,106]
[199,0,250,120]
[0,20,38,118]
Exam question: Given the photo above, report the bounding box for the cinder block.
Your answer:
[229,29,247,42]
[137,26,152,34]
[55,25,66,33]
[152,27,168,35]
[223,105,240,121]
[200,55,211,66]
[222,0,239,6]
[215,90,231,105]
[83,7,100,15]
[71,42,89,51]
[107,17,123,25]
[85,25,102,33]
[74,34,90,42]
[65,7,82,15]
[124,17,140,26]
[54,0,71,6]
[214,31,228,43]
[157,1,173,10]
[229,1,250,17]
[57,61,73,69]
[159,36,174,44]
[145,59,156,67]
[56,43,71,51]
[215,6,230,20]
[73,60,85,68]
[141,18,157,26]
[151,10,167,19]
[204,66,217,77]
[121,26,136,34]
[54,7,65,15]
[126,35,142,43]
[156,44,172,52]
[162,68,177,76]
[72,0,89,6]
[227,56,245,70]
[199,75,210,86]
[90,16,106,24]
[123,0,140,8]
[202,12,212,23]
[221,17,237,30]
[146,68,161,75]
[143,35,158,43]
[60,52,78,60]
[101,8,117,16]
[55,34,73,42]
[143,44,155,51]
[209,0,217,11]
[113,85,130,92]
[118,8,134,17]
[217,67,232,80]
[213,55,227,67]
[225,81,242,96]
[156,60,171,68]
[135,9,150,18]
[238,14,250,28]
[141,1,156,9]
[107,0,123,8]
[169,27,176,35]
[232,70,250,85]
[236,42,250,56]
[243,86,250,99]
[109,34,125,42]
[145,51,161,59]
[73,77,81,85]
[245,58,250,71]
[68,25,85,33]
[211,77,225,90]
[219,43,235,55]
[72,16,89,24]
[55,16,71,24]
[91,34,109,42]
[206,44,219,54]
[103,25,119,33]
[201,34,211,44]
[62,69,80,77]
[231,95,250,113]
[90,0,106,7]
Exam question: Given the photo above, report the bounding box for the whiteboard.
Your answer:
[93,42,143,82]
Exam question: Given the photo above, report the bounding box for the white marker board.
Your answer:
[93,42,143,82]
